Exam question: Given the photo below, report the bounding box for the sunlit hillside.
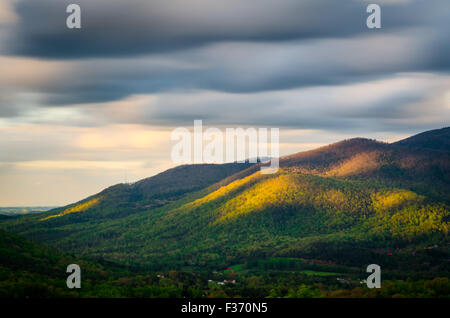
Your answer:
[1,128,448,275]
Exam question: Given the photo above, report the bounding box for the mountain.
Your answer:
[1,128,449,276]
[36,162,254,222]
[105,162,255,205]
[394,127,450,152]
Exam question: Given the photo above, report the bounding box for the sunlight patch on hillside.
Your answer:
[372,190,424,214]
[40,197,102,221]
[214,174,304,224]
[326,151,381,177]
[183,171,264,209]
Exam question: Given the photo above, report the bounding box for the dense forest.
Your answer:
[0,127,449,298]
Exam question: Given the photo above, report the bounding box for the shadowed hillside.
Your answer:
[394,127,450,152]
[0,229,113,297]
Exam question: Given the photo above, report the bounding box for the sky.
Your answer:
[0,0,449,206]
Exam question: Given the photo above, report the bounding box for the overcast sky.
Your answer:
[0,0,449,206]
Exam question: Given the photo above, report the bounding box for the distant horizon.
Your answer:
[0,206,58,208]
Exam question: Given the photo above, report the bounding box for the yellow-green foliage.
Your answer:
[40,197,102,221]
[390,205,449,236]
[164,168,450,241]
[213,173,367,224]
[370,203,449,240]
[215,173,298,223]
[372,190,424,214]
[186,172,262,207]
[183,171,449,240]
[369,190,449,239]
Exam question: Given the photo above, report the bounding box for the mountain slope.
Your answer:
[279,136,450,202]
[1,128,449,273]
[0,229,117,297]
[18,162,254,224]
[394,127,450,152]
[39,168,446,270]
[0,229,224,298]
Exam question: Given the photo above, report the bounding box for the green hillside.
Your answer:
[1,128,449,297]
[0,229,246,298]
[0,229,117,297]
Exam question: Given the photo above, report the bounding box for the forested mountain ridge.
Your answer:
[394,127,450,152]
[1,128,449,274]
[279,136,450,202]
[12,162,255,223]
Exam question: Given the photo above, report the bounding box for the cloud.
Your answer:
[0,122,178,204]
[123,73,450,132]
[12,160,146,170]
[0,0,17,25]
[0,30,442,108]
[5,0,430,58]
[2,0,447,63]
[0,1,447,111]
[0,104,20,117]
[0,0,449,205]
[2,71,448,133]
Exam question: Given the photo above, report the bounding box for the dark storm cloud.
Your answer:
[0,0,446,107]
[5,0,437,58]
[28,30,437,106]
[0,0,448,134]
